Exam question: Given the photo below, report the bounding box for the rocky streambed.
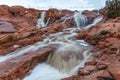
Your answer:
[0,5,119,80]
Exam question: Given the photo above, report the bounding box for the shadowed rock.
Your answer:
[0,21,16,33]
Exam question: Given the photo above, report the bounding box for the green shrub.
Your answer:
[100,30,109,35]
[106,0,120,18]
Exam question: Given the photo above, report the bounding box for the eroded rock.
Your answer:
[108,62,120,80]
[0,46,54,80]
[0,21,16,33]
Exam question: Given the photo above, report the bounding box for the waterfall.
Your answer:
[74,12,88,29]
[0,10,103,80]
[24,36,92,80]
[47,41,91,73]
[36,12,49,28]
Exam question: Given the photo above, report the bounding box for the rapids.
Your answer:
[0,11,103,80]
[23,12,102,80]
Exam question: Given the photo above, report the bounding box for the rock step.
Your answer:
[0,46,54,80]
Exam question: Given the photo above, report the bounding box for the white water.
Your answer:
[24,50,92,80]
[74,12,88,29]
[84,17,103,29]
[47,40,92,73]
[24,16,102,80]
[36,12,49,28]
[24,63,69,80]
[0,12,103,80]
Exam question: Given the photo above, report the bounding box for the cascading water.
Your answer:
[24,34,92,80]
[36,12,49,28]
[74,11,88,29]
[23,13,102,80]
[0,11,103,80]
[47,37,91,73]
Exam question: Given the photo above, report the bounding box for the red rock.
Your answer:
[46,9,73,25]
[82,70,112,80]
[62,76,81,80]
[78,65,96,76]
[96,64,108,70]
[0,27,43,55]
[0,5,11,18]
[97,61,110,66]
[0,5,119,80]
[85,60,97,66]
[0,21,16,33]
[0,5,43,55]
[63,70,113,80]
[42,22,73,34]
[0,34,13,45]
[99,7,108,15]
[9,6,26,16]
[41,14,75,34]
[108,62,120,80]
[0,47,54,80]
[82,10,101,24]
[13,27,42,39]
[75,14,120,80]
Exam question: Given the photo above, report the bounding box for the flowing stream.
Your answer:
[36,12,50,28]
[0,11,102,80]
[74,11,88,29]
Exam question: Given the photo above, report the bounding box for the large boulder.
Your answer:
[0,21,16,33]
[108,62,120,80]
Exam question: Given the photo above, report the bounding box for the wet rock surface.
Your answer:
[0,5,117,80]
[0,5,42,55]
[64,14,120,80]
[82,10,101,24]
[0,46,54,80]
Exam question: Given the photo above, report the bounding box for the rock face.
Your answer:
[0,46,53,80]
[108,62,120,80]
[0,5,112,80]
[45,9,74,25]
[82,10,101,24]
[0,5,42,55]
[63,13,120,80]
[0,6,75,55]
[0,5,11,18]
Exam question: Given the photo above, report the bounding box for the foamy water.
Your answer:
[23,13,102,80]
[0,11,103,80]
[24,47,92,80]
[23,63,69,80]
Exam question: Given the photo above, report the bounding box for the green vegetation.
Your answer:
[106,0,120,18]
[100,30,109,35]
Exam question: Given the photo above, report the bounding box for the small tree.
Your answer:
[106,0,120,18]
